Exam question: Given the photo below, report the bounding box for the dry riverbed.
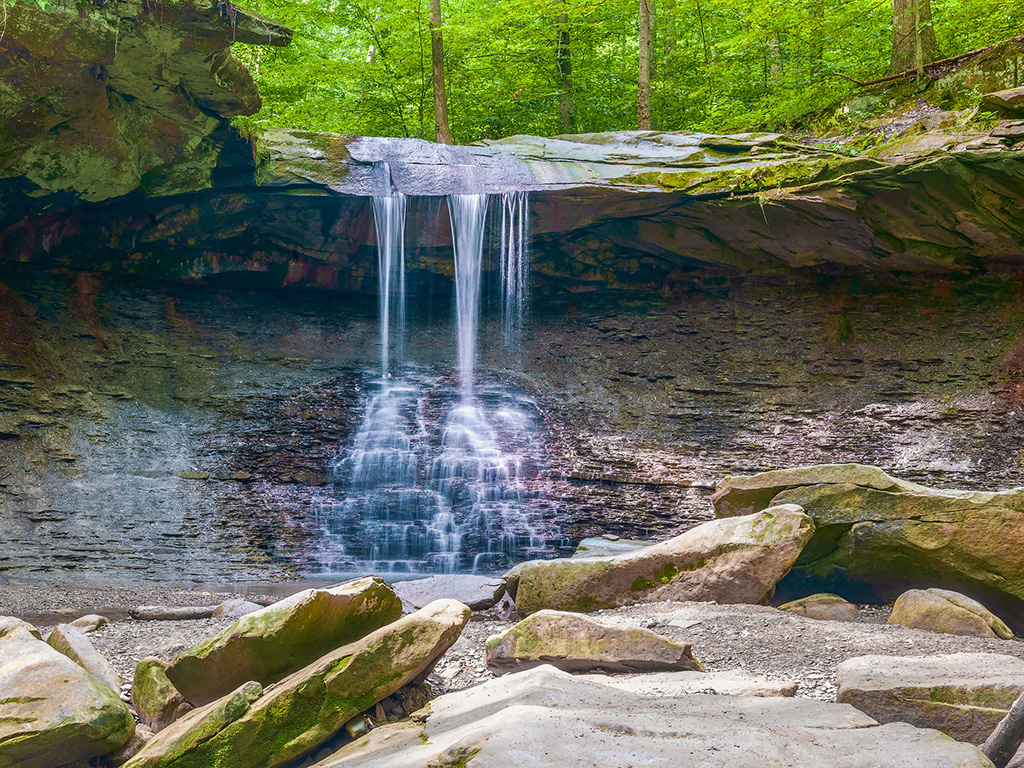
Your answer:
[4,585,1024,704]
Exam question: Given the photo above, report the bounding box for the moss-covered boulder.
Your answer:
[837,653,1024,742]
[484,609,704,674]
[778,593,859,622]
[712,464,1024,621]
[167,576,402,706]
[133,658,191,732]
[508,504,814,615]
[123,599,470,768]
[166,577,399,708]
[46,623,121,691]
[0,627,135,768]
[888,589,1014,639]
[0,616,40,639]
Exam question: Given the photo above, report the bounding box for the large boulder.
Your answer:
[0,627,135,768]
[0,616,40,639]
[166,576,402,706]
[778,593,859,622]
[507,505,814,615]
[837,653,1024,743]
[888,589,1014,639]
[47,623,122,691]
[132,658,190,732]
[309,665,993,767]
[394,575,506,611]
[711,463,924,518]
[711,464,1024,618]
[484,610,704,674]
[123,600,469,768]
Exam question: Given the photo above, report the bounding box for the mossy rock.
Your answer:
[167,576,403,706]
[888,589,1014,639]
[133,657,190,732]
[778,593,859,622]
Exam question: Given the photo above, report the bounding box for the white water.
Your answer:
[372,190,407,377]
[317,192,561,576]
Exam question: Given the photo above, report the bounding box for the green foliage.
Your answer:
[234,0,1023,142]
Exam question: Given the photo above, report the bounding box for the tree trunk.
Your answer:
[638,0,652,130]
[555,12,576,133]
[429,0,452,144]
[891,0,938,74]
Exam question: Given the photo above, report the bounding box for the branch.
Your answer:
[983,689,1024,768]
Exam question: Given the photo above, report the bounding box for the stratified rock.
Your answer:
[130,605,217,621]
[508,505,813,615]
[837,653,1024,742]
[778,593,859,622]
[124,600,469,768]
[982,87,1024,115]
[47,623,121,691]
[69,614,110,634]
[309,665,992,768]
[572,535,650,558]
[132,658,190,732]
[212,599,264,618]
[0,615,40,639]
[167,576,402,706]
[711,463,922,518]
[888,589,1014,639]
[394,575,506,611]
[0,627,135,768]
[577,669,797,697]
[712,464,1024,616]
[485,610,703,674]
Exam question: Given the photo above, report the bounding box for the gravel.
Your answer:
[6,586,1024,705]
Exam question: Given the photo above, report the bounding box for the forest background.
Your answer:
[234,0,1021,143]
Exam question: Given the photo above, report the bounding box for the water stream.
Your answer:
[316,192,562,577]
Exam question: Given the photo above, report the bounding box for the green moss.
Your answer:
[631,577,656,592]
[428,746,481,767]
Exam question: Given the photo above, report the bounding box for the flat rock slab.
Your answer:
[485,609,703,673]
[837,652,1024,743]
[393,575,506,611]
[130,606,218,621]
[577,669,797,697]
[311,665,991,768]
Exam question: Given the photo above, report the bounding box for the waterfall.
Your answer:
[316,190,562,577]
[372,190,407,377]
[499,191,530,353]
[448,193,488,397]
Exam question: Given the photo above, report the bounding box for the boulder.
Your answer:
[0,615,40,639]
[577,669,797,697]
[572,535,650,558]
[888,589,1013,639]
[69,614,110,633]
[212,599,265,618]
[46,623,122,691]
[0,627,135,768]
[106,724,154,768]
[309,665,992,768]
[166,576,402,706]
[778,593,859,622]
[982,87,1024,115]
[836,653,1024,743]
[394,574,506,611]
[485,610,703,674]
[123,600,469,768]
[712,464,1024,617]
[711,463,923,518]
[132,658,190,732]
[508,505,814,615]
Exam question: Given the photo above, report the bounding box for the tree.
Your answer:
[555,10,576,133]
[429,0,453,143]
[638,0,652,129]
[891,0,938,74]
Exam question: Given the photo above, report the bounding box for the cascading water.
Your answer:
[498,191,530,353]
[317,191,563,577]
